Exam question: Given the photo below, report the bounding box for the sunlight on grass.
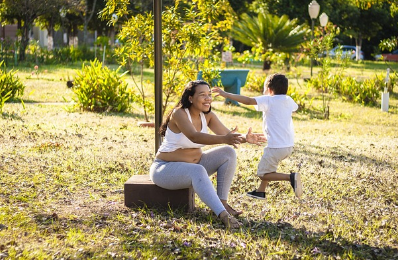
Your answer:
[0,62,397,259]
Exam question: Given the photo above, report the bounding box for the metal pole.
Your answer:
[154,0,163,153]
[310,19,314,77]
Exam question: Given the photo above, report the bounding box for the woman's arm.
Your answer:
[206,111,231,135]
[207,112,266,145]
[207,111,266,145]
[172,109,243,147]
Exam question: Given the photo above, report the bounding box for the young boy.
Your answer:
[212,73,303,199]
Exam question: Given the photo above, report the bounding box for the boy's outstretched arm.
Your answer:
[212,87,257,105]
[244,127,267,145]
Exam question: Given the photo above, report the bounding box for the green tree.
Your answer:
[35,0,68,50]
[65,0,98,45]
[114,12,154,122]
[0,0,56,61]
[250,0,393,59]
[101,0,233,120]
[231,12,309,70]
[332,0,390,60]
[228,0,255,16]
[378,0,398,51]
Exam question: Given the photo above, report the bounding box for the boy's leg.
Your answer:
[257,180,269,192]
[246,179,270,200]
[247,147,302,198]
[255,172,289,192]
[246,148,277,200]
[255,147,286,193]
[290,172,303,198]
[257,171,302,198]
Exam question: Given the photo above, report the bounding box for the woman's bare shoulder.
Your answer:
[204,110,218,123]
[205,110,217,118]
[172,108,186,118]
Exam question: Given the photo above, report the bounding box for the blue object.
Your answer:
[197,69,250,105]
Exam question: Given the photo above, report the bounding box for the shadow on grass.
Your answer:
[117,208,398,258]
[244,219,398,259]
[390,91,398,100]
[119,209,240,258]
[1,111,23,120]
[6,100,151,121]
[29,199,397,259]
[295,141,398,173]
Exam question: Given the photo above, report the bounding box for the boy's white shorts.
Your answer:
[257,147,294,176]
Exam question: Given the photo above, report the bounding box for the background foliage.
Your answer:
[72,59,130,112]
[0,63,397,258]
[0,61,25,112]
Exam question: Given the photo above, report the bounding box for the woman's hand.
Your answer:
[225,126,244,148]
[245,127,267,145]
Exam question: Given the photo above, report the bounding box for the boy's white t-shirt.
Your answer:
[254,95,298,148]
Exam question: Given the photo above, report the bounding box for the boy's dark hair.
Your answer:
[264,73,288,95]
[159,80,211,136]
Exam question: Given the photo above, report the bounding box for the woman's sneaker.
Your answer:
[290,172,303,198]
[246,190,266,200]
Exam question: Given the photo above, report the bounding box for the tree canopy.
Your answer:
[232,12,309,69]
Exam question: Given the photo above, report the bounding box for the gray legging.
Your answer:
[150,146,237,216]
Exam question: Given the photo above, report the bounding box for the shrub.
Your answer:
[355,78,380,106]
[0,61,25,112]
[0,37,16,66]
[245,71,267,93]
[339,76,380,106]
[373,72,396,93]
[389,72,396,92]
[52,47,73,63]
[288,85,310,111]
[73,59,130,112]
[49,46,102,64]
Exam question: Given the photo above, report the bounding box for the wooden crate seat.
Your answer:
[124,175,195,212]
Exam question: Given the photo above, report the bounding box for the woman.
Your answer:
[150,80,265,228]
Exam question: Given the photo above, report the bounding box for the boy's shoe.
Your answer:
[246,190,266,200]
[290,172,303,198]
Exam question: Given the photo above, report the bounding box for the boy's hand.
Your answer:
[245,127,267,146]
[226,126,244,149]
[211,87,227,98]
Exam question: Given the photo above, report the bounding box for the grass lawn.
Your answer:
[0,61,398,259]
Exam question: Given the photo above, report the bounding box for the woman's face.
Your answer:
[189,84,212,112]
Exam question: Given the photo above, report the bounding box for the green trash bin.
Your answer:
[197,69,250,105]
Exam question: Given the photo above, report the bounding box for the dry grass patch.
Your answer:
[0,65,397,259]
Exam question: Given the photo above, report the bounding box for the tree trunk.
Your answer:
[83,21,88,45]
[109,26,115,47]
[355,35,362,61]
[69,24,78,48]
[47,21,54,51]
[82,0,97,45]
[262,59,271,70]
[19,23,30,61]
[284,57,290,71]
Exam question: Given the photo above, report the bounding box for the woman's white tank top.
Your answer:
[158,108,208,152]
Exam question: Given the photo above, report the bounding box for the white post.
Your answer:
[63,33,67,44]
[381,68,390,112]
[356,45,361,61]
[382,92,389,112]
